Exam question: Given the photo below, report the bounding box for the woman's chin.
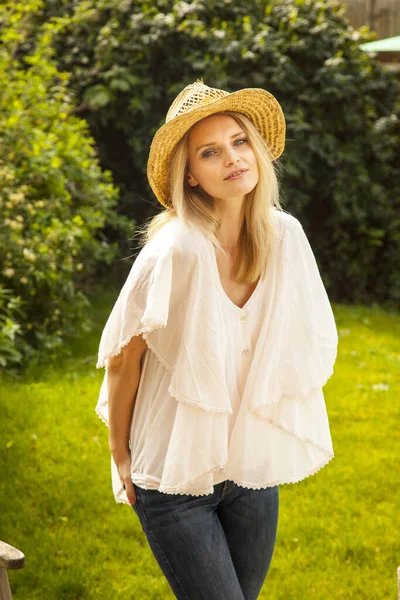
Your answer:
[211,182,257,202]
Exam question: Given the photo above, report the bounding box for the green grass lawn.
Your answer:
[1,293,399,600]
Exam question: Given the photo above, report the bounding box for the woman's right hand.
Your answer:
[113,448,136,506]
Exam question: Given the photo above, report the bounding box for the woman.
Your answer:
[95,80,338,600]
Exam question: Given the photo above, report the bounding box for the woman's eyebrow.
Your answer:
[196,131,245,153]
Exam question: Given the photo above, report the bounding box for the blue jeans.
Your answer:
[131,479,279,600]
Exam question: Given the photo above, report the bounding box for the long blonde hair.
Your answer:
[133,111,286,283]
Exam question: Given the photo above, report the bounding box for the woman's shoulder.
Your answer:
[145,217,206,256]
[271,208,302,231]
[166,216,205,245]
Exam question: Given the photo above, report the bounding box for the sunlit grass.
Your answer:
[1,295,399,599]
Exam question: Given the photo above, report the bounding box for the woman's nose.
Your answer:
[224,148,240,166]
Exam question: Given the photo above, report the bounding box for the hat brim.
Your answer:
[147,87,286,208]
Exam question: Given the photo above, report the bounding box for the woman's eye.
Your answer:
[202,138,248,158]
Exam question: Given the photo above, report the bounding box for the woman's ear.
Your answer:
[187,172,199,187]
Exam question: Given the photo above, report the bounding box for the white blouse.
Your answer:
[96,209,338,505]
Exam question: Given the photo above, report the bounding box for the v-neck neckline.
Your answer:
[207,238,264,315]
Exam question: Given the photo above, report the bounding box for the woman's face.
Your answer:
[186,114,259,202]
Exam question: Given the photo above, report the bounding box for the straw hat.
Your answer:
[147,79,286,208]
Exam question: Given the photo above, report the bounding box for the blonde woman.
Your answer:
[96,80,338,600]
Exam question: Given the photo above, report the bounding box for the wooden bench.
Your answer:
[0,541,25,600]
[398,566,400,600]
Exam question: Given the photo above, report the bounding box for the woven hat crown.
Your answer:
[166,79,229,123]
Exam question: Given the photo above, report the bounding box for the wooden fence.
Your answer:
[342,0,400,39]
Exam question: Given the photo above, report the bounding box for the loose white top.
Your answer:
[96,209,338,505]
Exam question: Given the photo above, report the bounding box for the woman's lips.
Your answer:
[224,170,248,181]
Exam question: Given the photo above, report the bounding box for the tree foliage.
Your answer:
[8,0,400,306]
[0,1,131,369]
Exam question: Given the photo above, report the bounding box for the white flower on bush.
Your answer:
[9,192,24,204]
[372,383,390,391]
[20,276,29,285]
[3,268,15,278]
[5,218,23,231]
[26,204,36,215]
[0,167,14,181]
[23,248,36,262]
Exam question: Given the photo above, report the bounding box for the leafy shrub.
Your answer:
[0,2,132,370]
[0,285,25,368]
[31,0,400,304]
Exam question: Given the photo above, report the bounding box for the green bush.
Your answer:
[0,2,132,370]
[32,0,400,304]
[0,285,25,367]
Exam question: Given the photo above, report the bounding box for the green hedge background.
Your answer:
[45,0,400,305]
[1,0,399,366]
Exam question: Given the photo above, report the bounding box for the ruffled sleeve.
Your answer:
[96,244,173,372]
[96,223,232,416]
[94,242,173,431]
[279,217,338,397]
[244,212,338,418]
